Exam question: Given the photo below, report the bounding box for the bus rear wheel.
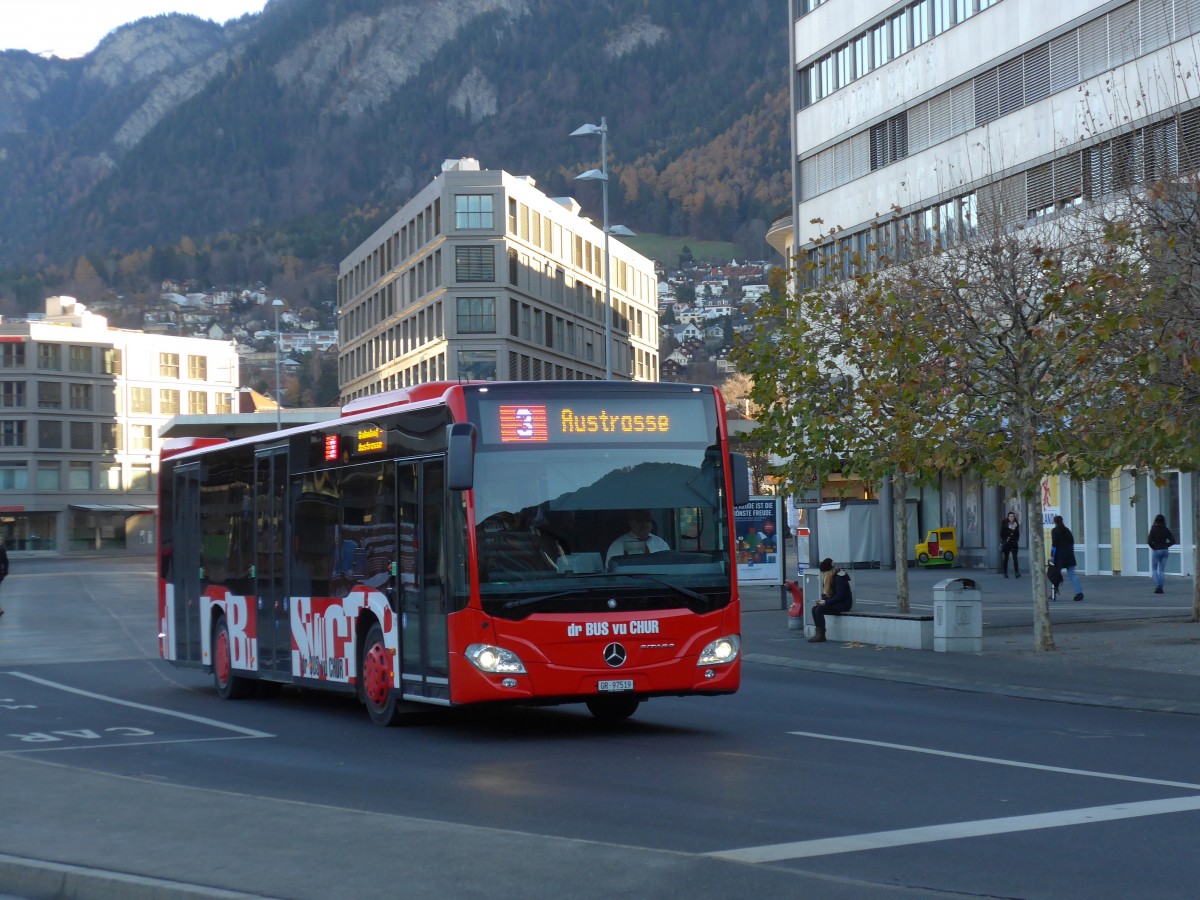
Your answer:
[586,696,640,721]
[213,617,255,700]
[360,623,403,727]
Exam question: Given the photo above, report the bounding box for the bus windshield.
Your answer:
[472,443,732,617]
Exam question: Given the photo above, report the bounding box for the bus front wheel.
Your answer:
[213,617,255,700]
[586,696,640,721]
[360,623,403,727]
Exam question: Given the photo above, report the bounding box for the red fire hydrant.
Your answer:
[785,580,804,630]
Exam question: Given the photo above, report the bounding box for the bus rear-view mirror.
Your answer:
[447,422,477,491]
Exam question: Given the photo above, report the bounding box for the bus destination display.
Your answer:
[480,397,712,446]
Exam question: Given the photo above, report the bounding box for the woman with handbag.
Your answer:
[999,511,1020,577]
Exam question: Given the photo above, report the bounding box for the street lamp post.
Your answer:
[572,117,635,380]
[272,298,283,430]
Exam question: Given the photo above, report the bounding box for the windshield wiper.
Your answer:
[604,572,706,601]
[498,575,707,609]
[500,589,592,610]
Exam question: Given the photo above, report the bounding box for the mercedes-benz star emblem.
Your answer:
[603,642,627,667]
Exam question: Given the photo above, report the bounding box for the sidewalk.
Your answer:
[740,564,1200,717]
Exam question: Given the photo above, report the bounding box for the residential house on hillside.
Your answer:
[664,347,691,368]
[671,322,703,343]
[279,331,338,352]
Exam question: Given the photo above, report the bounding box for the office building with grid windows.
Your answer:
[0,297,239,553]
[337,158,659,403]
[785,0,1197,577]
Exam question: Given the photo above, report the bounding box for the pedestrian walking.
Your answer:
[1050,515,1083,601]
[0,536,8,617]
[1147,514,1176,594]
[999,511,1021,577]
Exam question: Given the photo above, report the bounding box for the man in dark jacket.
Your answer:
[1050,515,1083,602]
[1147,514,1176,594]
[808,557,853,643]
[0,536,8,617]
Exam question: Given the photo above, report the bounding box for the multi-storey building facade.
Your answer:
[787,0,1197,577]
[0,296,239,552]
[337,158,659,402]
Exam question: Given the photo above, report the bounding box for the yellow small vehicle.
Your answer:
[916,527,957,566]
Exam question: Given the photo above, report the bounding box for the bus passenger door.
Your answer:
[396,460,450,701]
[172,463,202,663]
[254,446,289,675]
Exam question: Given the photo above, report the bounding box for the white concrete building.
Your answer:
[790,0,1200,268]
[337,158,659,402]
[786,0,1198,577]
[0,297,240,552]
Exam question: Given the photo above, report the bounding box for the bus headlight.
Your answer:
[697,634,740,665]
[466,643,527,675]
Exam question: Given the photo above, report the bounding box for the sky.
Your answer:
[1,1,270,59]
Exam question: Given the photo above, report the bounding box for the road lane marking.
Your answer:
[707,731,1200,863]
[708,795,1200,862]
[786,730,1200,790]
[5,672,273,738]
[5,735,268,755]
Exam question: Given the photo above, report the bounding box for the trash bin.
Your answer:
[801,569,823,639]
[933,577,982,652]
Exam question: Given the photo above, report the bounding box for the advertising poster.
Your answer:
[734,496,783,585]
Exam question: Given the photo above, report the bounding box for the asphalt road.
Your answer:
[1,557,1197,899]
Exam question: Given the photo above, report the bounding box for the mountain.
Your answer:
[0,0,789,273]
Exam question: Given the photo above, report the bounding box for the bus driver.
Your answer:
[606,510,669,566]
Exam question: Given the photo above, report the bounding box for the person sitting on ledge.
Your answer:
[808,557,853,643]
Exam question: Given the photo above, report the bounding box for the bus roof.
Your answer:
[340,381,479,417]
[160,381,724,464]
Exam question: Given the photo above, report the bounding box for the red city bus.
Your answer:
[157,380,749,724]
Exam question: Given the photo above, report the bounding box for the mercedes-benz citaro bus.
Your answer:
[158,380,749,725]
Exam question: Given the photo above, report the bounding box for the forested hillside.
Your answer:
[0,0,789,295]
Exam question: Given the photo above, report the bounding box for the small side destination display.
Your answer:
[356,426,385,454]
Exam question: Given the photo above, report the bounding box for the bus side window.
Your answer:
[292,483,338,597]
[678,508,704,552]
[200,448,255,593]
[336,462,397,596]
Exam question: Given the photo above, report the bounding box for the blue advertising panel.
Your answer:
[734,496,783,585]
